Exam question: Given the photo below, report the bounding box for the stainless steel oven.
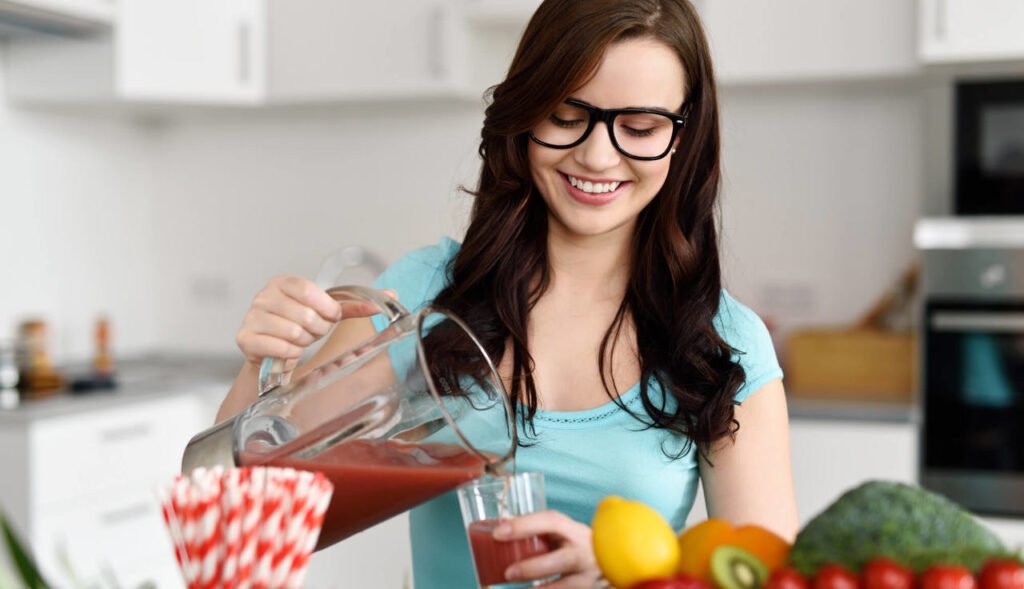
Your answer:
[917,219,1024,516]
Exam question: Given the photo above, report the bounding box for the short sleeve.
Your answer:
[370,237,460,333]
[713,290,784,404]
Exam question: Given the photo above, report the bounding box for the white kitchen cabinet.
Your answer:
[0,0,114,27]
[114,0,264,103]
[117,0,458,103]
[697,0,919,85]
[919,0,1024,64]
[786,419,919,523]
[686,418,918,526]
[5,0,460,104]
[0,393,210,588]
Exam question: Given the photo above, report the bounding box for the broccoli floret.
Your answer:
[789,480,1012,576]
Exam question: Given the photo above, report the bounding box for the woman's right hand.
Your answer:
[235,275,388,373]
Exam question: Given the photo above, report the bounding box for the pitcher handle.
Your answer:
[257,285,408,396]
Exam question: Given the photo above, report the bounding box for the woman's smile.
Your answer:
[559,172,631,206]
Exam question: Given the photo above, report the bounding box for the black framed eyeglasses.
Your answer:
[529,98,688,161]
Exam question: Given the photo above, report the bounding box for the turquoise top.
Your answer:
[371,237,783,589]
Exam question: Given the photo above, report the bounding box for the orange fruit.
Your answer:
[676,518,737,581]
[730,525,791,571]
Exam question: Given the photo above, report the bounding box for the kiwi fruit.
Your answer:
[710,545,770,589]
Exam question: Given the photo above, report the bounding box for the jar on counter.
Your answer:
[18,319,64,394]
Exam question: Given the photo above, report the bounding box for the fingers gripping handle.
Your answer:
[257,285,407,396]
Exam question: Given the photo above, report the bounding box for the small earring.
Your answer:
[671,148,677,155]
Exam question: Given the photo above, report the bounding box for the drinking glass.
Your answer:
[457,472,555,588]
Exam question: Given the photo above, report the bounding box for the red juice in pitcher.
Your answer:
[243,439,488,549]
[468,519,553,586]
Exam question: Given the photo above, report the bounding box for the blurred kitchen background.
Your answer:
[2,0,1024,587]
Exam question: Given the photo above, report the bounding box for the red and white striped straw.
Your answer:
[219,467,246,589]
[285,472,331,588]
[253,468,286,587]
[158,485,190,576]
[237,466,266,588]
[159,466,332,589]
[196,467,225,589]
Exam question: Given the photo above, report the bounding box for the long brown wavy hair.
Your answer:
[428,0,745,462]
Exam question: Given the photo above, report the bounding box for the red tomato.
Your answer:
[815,564,861,589]
[920,565,977,589]
[630,575,712,589]
[766,568,813,589]
[863,558,915,589]
[979,560,1024,589]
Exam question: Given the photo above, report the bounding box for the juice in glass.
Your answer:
[467,518,553,586]
[458,472,553,588]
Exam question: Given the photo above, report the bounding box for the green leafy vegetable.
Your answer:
[0,510,50,589]
[789,480,1016,575]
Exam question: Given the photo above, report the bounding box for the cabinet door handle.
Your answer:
[238,20,251,84]
[100,502,151,526]
[99,422,152,443]
[931,311,1024,333]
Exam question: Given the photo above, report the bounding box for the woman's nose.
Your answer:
[573,122,621,171]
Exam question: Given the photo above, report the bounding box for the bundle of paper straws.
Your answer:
[158,466,333,589]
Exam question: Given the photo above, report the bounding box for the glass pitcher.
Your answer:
[181,286,517,549]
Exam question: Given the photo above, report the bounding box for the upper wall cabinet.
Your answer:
[697,0,919,85]
[456,0,919,90]
[0,0,113,32]
[919,0,1024,64]
[5,0,459,104]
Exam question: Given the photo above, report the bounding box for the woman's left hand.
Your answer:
[492,509,600,588]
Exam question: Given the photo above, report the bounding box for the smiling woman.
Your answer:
[218,0,798,587]
[527,37,687,238]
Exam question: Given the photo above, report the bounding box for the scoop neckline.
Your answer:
[529,380,644,426]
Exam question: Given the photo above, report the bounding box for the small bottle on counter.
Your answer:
[94,315,114,377]
[69,316,118,393]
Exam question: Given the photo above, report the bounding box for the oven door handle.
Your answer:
[931,311,1024,333]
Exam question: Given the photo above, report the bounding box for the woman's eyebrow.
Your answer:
[568,97,676,113]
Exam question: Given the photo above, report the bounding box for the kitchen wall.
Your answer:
[0,44,945,363]
[719,82,930,336]
[144,100,485,353]
[0,54,164,362]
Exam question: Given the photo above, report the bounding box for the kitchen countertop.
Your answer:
[0,353,241,423]
[1,352,917,426]
[786,396,916,424]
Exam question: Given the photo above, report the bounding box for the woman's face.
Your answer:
[528,37,687,241]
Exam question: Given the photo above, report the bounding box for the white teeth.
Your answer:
[567,175,623,194]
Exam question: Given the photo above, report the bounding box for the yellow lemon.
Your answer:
[592,496,680,588]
